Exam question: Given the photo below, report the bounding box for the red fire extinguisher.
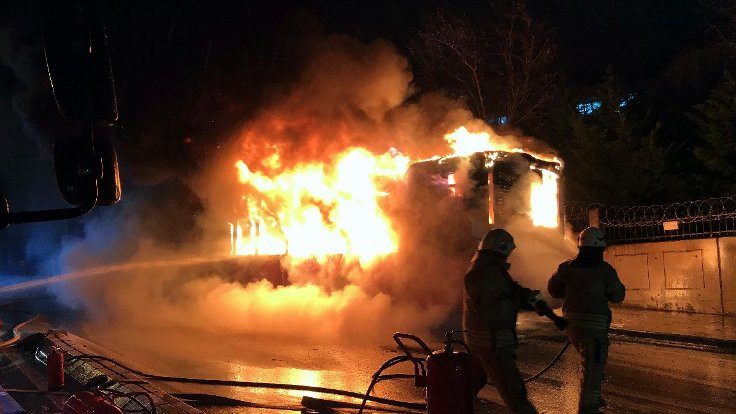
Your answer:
[362,332,476,414]
[425,331,474,414]
[47,346,65,391]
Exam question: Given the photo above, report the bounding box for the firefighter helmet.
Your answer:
[479,229,516,256]
[578,227,606,247]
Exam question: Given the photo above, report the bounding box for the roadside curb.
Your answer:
[609,328,736,351]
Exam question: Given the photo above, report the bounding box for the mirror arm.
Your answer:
[2,185,98,225]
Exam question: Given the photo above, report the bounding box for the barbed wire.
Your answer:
[597,196,736,226]
[564,196,736,243]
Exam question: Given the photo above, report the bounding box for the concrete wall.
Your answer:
[605,236,736,315]
[719,238,736,315]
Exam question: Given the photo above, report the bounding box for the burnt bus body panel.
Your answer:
[407,150,563,235]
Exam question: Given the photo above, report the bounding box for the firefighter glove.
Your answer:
[553,315,569,331]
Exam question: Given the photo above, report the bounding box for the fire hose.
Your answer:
[0,314,424,412]
[2,314,570,413]
[64,342,570,414]
[518,299,572,384]
[62,353,427,411]
[523,338,571,383]
[357,331,571,413]
[46,337,569,413]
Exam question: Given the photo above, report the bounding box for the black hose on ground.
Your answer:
[358,354,423,413]
[482,339,572,385]
[70,336,568,410]
[524,339,571,382]
[356,331,571,413]
[39,329,569,412]
[64,353,426,411]
[433,329,571,386]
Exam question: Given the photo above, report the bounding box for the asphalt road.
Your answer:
[513,334,736,414]
[75,317,736,413]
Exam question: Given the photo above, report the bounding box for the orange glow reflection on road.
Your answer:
[227,364,351,401]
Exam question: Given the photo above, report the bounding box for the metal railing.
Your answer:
[565,196,736,244]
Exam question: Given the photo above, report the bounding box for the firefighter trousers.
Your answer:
[468,342,537,414]
[568,330,609,414]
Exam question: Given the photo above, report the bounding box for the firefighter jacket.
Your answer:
[462,250,535,348]
[547,259,625,332]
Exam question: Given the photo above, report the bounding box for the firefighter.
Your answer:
[463,228,561,414]
[547,227,626,414]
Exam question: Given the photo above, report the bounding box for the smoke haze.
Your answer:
[2,30,574,359]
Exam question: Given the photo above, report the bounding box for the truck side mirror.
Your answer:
[53,133,121,206]
[42,0,118,123]
[0,1,122,229]
[54,135,99,206]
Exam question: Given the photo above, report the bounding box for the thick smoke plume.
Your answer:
[8,33,575,357]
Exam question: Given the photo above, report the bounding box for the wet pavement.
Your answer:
[76,314,736,413]
[516,328,736,413]
[2,306,736,413]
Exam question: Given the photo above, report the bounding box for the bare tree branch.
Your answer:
[415,10,486,119]
[410,1,559,129]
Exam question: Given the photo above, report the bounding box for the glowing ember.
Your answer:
[530,168,560,228]
[231,148,409,265]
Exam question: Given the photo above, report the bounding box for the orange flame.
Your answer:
[444,126,506,156]
[231,125,561,261]
[442,126,561,228]
[530,168,560,228]
[443,126,563,165]
[232,148,409,265]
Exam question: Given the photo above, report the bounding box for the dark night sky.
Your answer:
[99,0,712,90]
[0,0,716,175]
[0,0,722,274]
[102,0,712,131]
[297,0,710,85]
[0,0,716,190]
[530,0,709,85]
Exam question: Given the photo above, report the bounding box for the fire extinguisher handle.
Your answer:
[449,339,472,355]
[393,332,432,359]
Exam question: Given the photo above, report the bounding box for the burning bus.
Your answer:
[227,125,563,283]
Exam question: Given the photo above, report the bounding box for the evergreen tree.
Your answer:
[561,71,668,205]
[688,71,736,195]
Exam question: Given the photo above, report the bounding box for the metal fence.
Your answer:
[565,196,736,244]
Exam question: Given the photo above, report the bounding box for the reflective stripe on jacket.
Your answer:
[564,312,610,331]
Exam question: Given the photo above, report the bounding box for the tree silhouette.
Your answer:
[688,70,736,194]
[561,71,668,205]
[410,0,558,129]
